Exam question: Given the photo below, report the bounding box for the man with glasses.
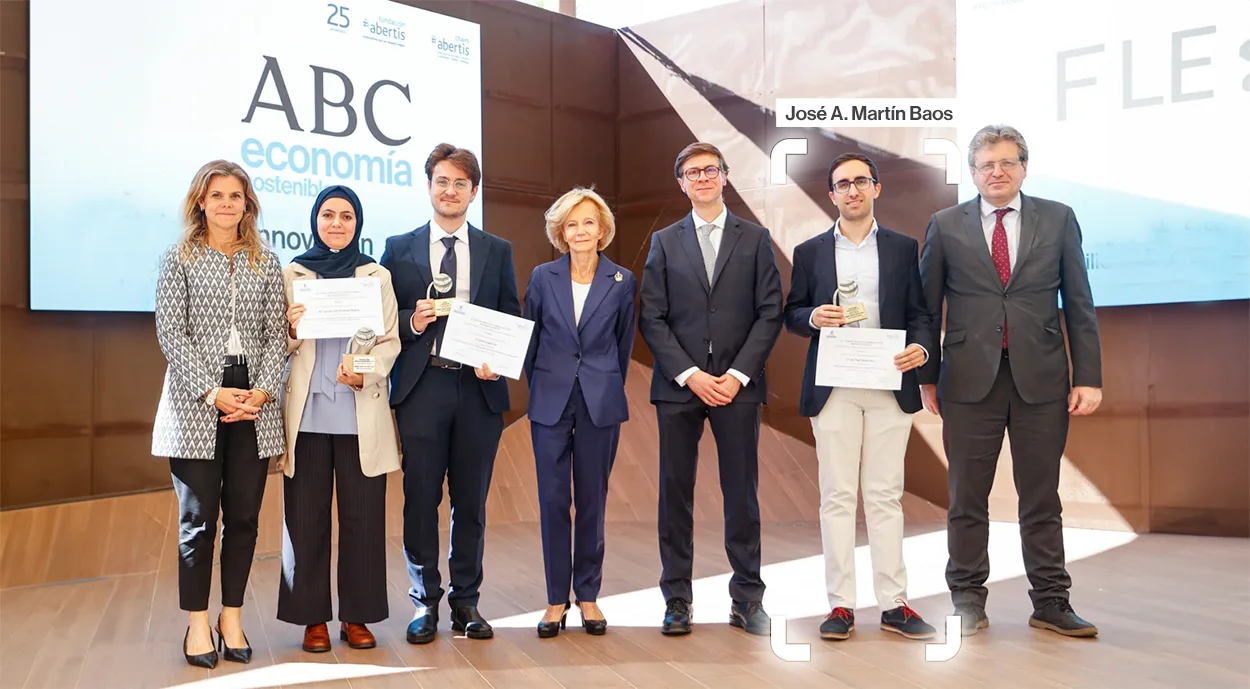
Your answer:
[639,142,783,636]
[783,153,937,642]
[381,143,522,644]
[919,125,1102,637]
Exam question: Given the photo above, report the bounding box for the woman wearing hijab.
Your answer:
[278,185,401,653]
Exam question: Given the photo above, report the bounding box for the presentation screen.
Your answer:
[29,0,482,312]
[956,0,1248,307]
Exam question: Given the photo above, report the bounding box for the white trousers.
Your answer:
[812,386,915,610]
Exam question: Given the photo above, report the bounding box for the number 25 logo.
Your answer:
[327,3,350,28]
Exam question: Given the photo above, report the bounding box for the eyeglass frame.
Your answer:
[681,165,724,182]
[973,158,1023,175]
[831,176,877,194]
[432,177,473,192]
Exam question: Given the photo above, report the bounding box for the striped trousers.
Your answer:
[277,432,388,626]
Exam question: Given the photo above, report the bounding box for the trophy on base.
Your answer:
[428,272,455,317]
[836,279,868,326]
[343,326,378,374]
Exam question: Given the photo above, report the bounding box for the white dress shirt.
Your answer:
[411,219,471,341]
[571,279,591,325]
[808,218,927,364]
[675,204,751,389]
[980,193,1022,271]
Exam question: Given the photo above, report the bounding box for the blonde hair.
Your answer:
[544,187,616,254]
[177,160,269,273]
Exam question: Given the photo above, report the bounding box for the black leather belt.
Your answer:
[429,355,462,370]
[223,354,248,367]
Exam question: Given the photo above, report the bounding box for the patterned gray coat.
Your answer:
[151,244,288,460]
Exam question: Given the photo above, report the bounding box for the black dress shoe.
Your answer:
[407,608,439,645]
[538,602,569,639]
[729,600,770,636]
[215,614,252,664]
[576,600,608,635]
[183,627,218,669]
[661,598,692,635]
[451,606,494,639]
[1029,600,1098,637]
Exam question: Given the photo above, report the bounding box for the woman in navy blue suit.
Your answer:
[524,187,637,638]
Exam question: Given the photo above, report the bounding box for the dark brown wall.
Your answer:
[612,0,1249,537]
[0,0,618,508]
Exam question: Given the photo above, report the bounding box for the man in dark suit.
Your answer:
[783,153,937,642]
[919,125,1103,637]
[638,142,783,636]
[380,143,521,644]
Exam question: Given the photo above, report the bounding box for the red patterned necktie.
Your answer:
[991,207,1012,348]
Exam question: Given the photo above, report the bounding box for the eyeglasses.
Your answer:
[975,159,1021,175]
[433,178,472,192]
[682,166,723,181]
[832,176,876,194]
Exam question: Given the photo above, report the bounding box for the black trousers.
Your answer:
[396,366,503,609]
[942,353,1072,610]
[169,363,269,612]
[655,397,765,604]
[531,379,620,606]
[277,432,389,626]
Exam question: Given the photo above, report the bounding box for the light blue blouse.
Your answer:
[298,335,358,435]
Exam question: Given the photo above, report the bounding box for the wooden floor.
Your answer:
[1,477,1247,689]
[2,360,1247,687]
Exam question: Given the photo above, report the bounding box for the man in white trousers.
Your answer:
[782,153,937,641]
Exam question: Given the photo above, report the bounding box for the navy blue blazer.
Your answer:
[379,222,521,413]
[523,254,637,428]
[782,225,934,416]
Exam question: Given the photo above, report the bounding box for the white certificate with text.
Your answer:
[293,277,386,340]
[438,301,535,380]
[815,327,906,390]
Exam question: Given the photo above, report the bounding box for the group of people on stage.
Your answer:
[152,123,1103,669]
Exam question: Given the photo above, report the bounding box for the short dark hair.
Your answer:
[674,142,729,179]
[424,143,482,189]
[827,153,880,192]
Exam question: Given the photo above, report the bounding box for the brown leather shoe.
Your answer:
[302,623,331,653]
[340,622,377,649]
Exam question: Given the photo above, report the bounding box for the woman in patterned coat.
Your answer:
[151,160,287,669]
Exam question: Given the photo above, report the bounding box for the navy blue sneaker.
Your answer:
[819,607,854,640]
[880,604,936,640]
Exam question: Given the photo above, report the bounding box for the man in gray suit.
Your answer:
[918,124,1103,637]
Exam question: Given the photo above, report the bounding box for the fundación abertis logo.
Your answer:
[431,34,472,65]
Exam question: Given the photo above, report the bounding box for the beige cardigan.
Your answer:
[281,261,401,478]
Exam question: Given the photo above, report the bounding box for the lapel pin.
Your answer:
[614,271,623,282]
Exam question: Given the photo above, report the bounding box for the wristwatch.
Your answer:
[204,387,219,408]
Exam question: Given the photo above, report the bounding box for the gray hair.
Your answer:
[967,124,1029,168]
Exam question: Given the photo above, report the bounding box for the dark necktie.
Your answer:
[991,208,1011,348]
[434,235,457,353]
[439,236,457,295]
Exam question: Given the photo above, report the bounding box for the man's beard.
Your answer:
[435,203,466,220]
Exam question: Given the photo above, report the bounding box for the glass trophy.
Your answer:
[836,279,868,326]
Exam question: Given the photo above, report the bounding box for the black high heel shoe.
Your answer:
[577,601,608,635]
[183,626,218,669]
[537,602,570,639]
[215,614,253,664]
